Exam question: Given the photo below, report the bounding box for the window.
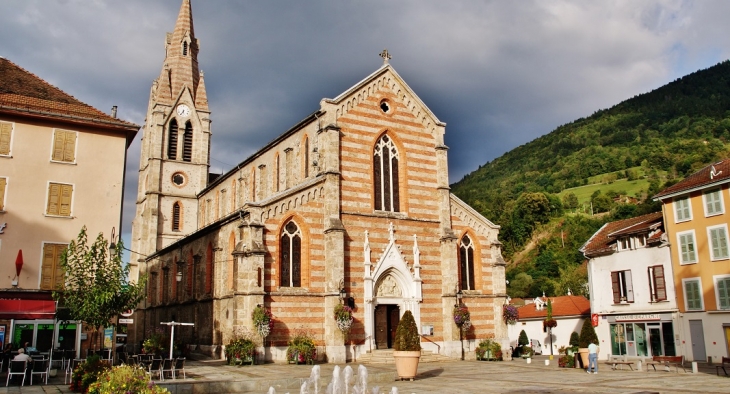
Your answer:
[182,121,192,162]
[172,202,182,231]
[619,237,630,250]
[51,129,77,163]
[677,231,697,265]
[715,275,730,310]
[459,235,476,291]
[611,270,634,303]
[280,220,302,287]
[0,177,6,211]
[40,243,67,290]
[648,265,667,302]
[683,278,703,311]
[0,121,12,155]
[167,120,178,159]
[674,197,691,222]
[46,183,73,217]
[149,272,158,306]
[182,41,188,56]
[708,225,729,260]
[303,136,309,179]
[704,189,724,216]
[373,134,400,212]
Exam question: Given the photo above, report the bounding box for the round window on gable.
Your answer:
[379,99,391,114]
[172,172,186,187]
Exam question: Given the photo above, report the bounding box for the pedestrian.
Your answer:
[2,343,12,372]
[587,340,599,374]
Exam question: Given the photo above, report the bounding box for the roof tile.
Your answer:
[517,295,591,319]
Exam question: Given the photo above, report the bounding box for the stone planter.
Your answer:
[578,348,590,369]
[393,350,421,381]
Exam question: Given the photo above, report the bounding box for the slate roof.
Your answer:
[517,295,590,320]
[580,212,664,257]
[654,158,730,200]
[0,57,139,134]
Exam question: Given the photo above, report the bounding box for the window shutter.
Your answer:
[0,177,6,211]
[182,122,193,162]
[653,266,666,301]
[718,279,730,310]
[63,131,76,162]
[59,184,73,216]
[686,281,701,310]
[52,131,65,161]
[0,122,11,155]
[611,271,620,303]
[53,244,66,290]
[47,183,61,215]
[625,270,634,302]
[41,244,56,290]
[717,228,729,259]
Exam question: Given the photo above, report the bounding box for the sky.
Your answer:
[3,0,730,252]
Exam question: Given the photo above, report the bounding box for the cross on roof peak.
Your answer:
[379,49,391,65]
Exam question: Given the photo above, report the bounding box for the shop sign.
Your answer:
[615,314,660,322]
[119,318,134,324]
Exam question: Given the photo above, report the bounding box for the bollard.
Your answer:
[692,361,698,374]
[637,360,642,371]
[545,359,550,366]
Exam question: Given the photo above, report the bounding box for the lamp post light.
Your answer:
[338,279,347,304]
[455,287,464,360]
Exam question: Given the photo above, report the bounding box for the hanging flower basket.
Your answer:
[503,304,518,325]
[252,305,274,338]
[334,304,354,333]
[543,318,558,329]
[453,305,471,332]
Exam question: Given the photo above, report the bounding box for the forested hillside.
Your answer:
[451,60,730,298]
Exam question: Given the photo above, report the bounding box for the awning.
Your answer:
[0,299,57,320]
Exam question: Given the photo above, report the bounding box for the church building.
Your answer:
[131,0,507,363]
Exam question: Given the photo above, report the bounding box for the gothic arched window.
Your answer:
[280,220,302,287]
[167,119,178,160]
[172,202,181,231]
[459,235,476,291]
[183,41,188,56]
[182,121,193,162]
[374,134,400,212]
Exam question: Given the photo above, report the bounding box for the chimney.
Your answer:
[111,106,118,118]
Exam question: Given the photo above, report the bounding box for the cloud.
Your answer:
[2,0,730,247]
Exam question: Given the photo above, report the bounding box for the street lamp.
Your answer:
[455,287,464,360]
[338,279,347,304]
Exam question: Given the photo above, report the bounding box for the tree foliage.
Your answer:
[53,227,147,338]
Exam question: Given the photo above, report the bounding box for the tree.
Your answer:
[562,193,579,210]
[508,272,533,298]
[53,227,147,349]
[518,329,529,347]
[578,319,599,348]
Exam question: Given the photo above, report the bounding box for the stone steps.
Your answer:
[355,349,455,364]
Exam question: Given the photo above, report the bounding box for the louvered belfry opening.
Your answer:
[168,119,178,159]
[172,202,181,231]
[183,121,193,162]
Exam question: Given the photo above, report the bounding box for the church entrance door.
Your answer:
[374,304,400,349]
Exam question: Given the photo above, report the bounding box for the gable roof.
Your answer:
[517,295,590,320]
[0,57,139,138]
[654,158,730,200]
[580,212,664,257]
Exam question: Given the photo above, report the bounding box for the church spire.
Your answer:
[153,0,205,106]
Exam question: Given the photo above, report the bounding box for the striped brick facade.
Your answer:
[132,0,507,363]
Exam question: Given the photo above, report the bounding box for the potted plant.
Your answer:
[393,310,421,380]
[521,345,534,363]
[558,354,575,368]
[578,318,598,370]
[142,328,166,357]
[476,337,502,361]
[286,331,317,365]
[569,331,579,355]
[225,328,257,366]
[517,329,529,357]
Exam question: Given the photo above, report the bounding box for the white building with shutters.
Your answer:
[581,212,682,360]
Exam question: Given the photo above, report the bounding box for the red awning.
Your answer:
[0,299,56,320]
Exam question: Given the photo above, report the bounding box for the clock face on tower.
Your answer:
[176,104,191,117]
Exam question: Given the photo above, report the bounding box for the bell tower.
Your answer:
[131,0,210,277]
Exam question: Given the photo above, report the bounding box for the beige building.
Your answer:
[131,0,507,363]
[0,57,139,352]
[654,160,730,363]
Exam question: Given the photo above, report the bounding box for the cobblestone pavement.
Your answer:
[1,356,729,394]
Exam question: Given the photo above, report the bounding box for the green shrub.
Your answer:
[518,330,529,347]
[476,338,502,360]
[569,331,580,347]
[578,319,598,348]
[393,310,421,351]
[88,365,169,394]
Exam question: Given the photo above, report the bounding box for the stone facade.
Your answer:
[131,0,507,363]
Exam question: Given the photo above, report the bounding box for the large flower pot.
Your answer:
[578,348,590,369]
[393,350,421,380]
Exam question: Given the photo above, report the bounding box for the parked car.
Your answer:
[530,339,543,355]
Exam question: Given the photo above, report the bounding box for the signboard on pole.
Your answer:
[119,318,134,324]
[103,327,113,348]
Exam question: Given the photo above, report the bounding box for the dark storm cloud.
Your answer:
[3,0,730,249]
